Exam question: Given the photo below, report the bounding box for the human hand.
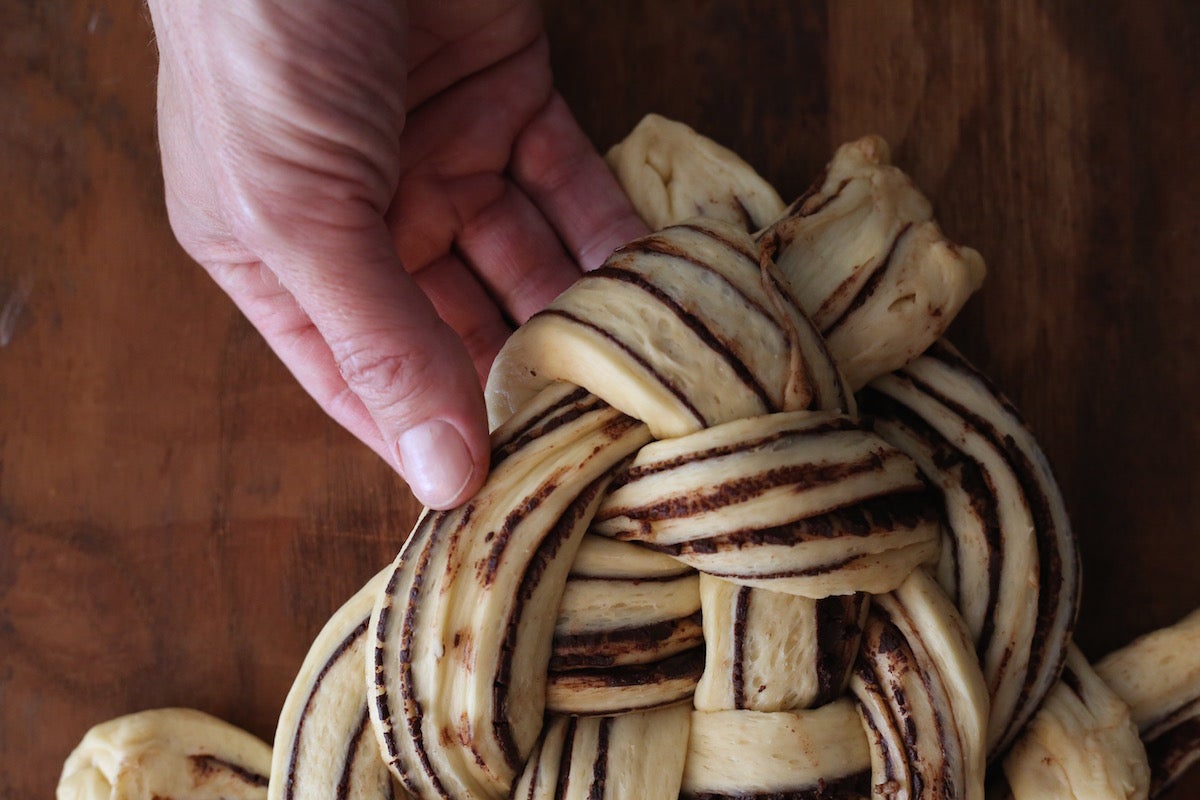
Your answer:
[146,0,647,508]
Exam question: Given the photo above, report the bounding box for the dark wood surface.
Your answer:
[3,1,1198,796]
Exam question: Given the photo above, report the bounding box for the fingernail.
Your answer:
[397,419,475,509]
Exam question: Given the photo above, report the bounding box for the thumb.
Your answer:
[269,223,490,510]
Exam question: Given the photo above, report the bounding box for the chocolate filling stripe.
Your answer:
[494,475,613,771]
[189,754,269,788]
[815,593,869,707]
[587,265,775,412]
[775,171,821,219]
[538,308,707,428]
[285,616,370,800]
[859,385,1005,672]
[492,389,607,468]
[855,660,903,786]
[779,171,846,221]
[550,647,706,688]
[732,586,751,708]
[557,700,691,718]
[899,362,1074,750]
[1144,695,1200,740]
[700,552,878,582]
[626,487,938,554]
[916,347,1062,554]
[861,611,948,797]
[565,570,693,582]
[494,384,592,443]
[334,708,375,800]
[552,612,704,669]
[609,416,861,488]
[629,226,763,280]
[707,543,929,581]
[675,220,764,264]
[556,717,578,799]
[889,599,965,789]
[372,579,400,767]
[514,734,542,800]
[393,514,454,797]
[482,479,557,587]
[1058,663,1084,698]
[926,340,1027,423]
[551,647,702,672]
[821,222,914,336]
[686,217,758,257]
[605,449,914,523]
[1145,716,1200,797]
[588,718,613,800]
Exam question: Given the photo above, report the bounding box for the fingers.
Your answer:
[391,172,581,327]
[389,33,644,332]
[408,250,514,383]
[405,1,543,110]
[395,35,554,180]
[455,178,581,322]
[256,221,491,510]
[203,259,387,461]
[511,93,649,271]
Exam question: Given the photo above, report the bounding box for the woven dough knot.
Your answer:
[358,123,1081,800]
[55,119,1200,800]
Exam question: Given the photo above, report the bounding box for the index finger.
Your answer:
[510,93,648,271]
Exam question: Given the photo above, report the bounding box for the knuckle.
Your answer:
[329,336,433,413]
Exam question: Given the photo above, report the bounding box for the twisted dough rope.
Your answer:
[365,121,1028,800]
[57,708,272,800]
[57,118,1200,800]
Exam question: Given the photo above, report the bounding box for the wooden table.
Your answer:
[3,1,1198,796]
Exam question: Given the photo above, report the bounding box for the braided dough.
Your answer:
[57,708,271,800]
[380,118,1028,799]
[59,117,1200,800]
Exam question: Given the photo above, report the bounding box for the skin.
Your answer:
[147,0,646,508]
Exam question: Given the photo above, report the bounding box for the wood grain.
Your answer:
[2,1,1197,797]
